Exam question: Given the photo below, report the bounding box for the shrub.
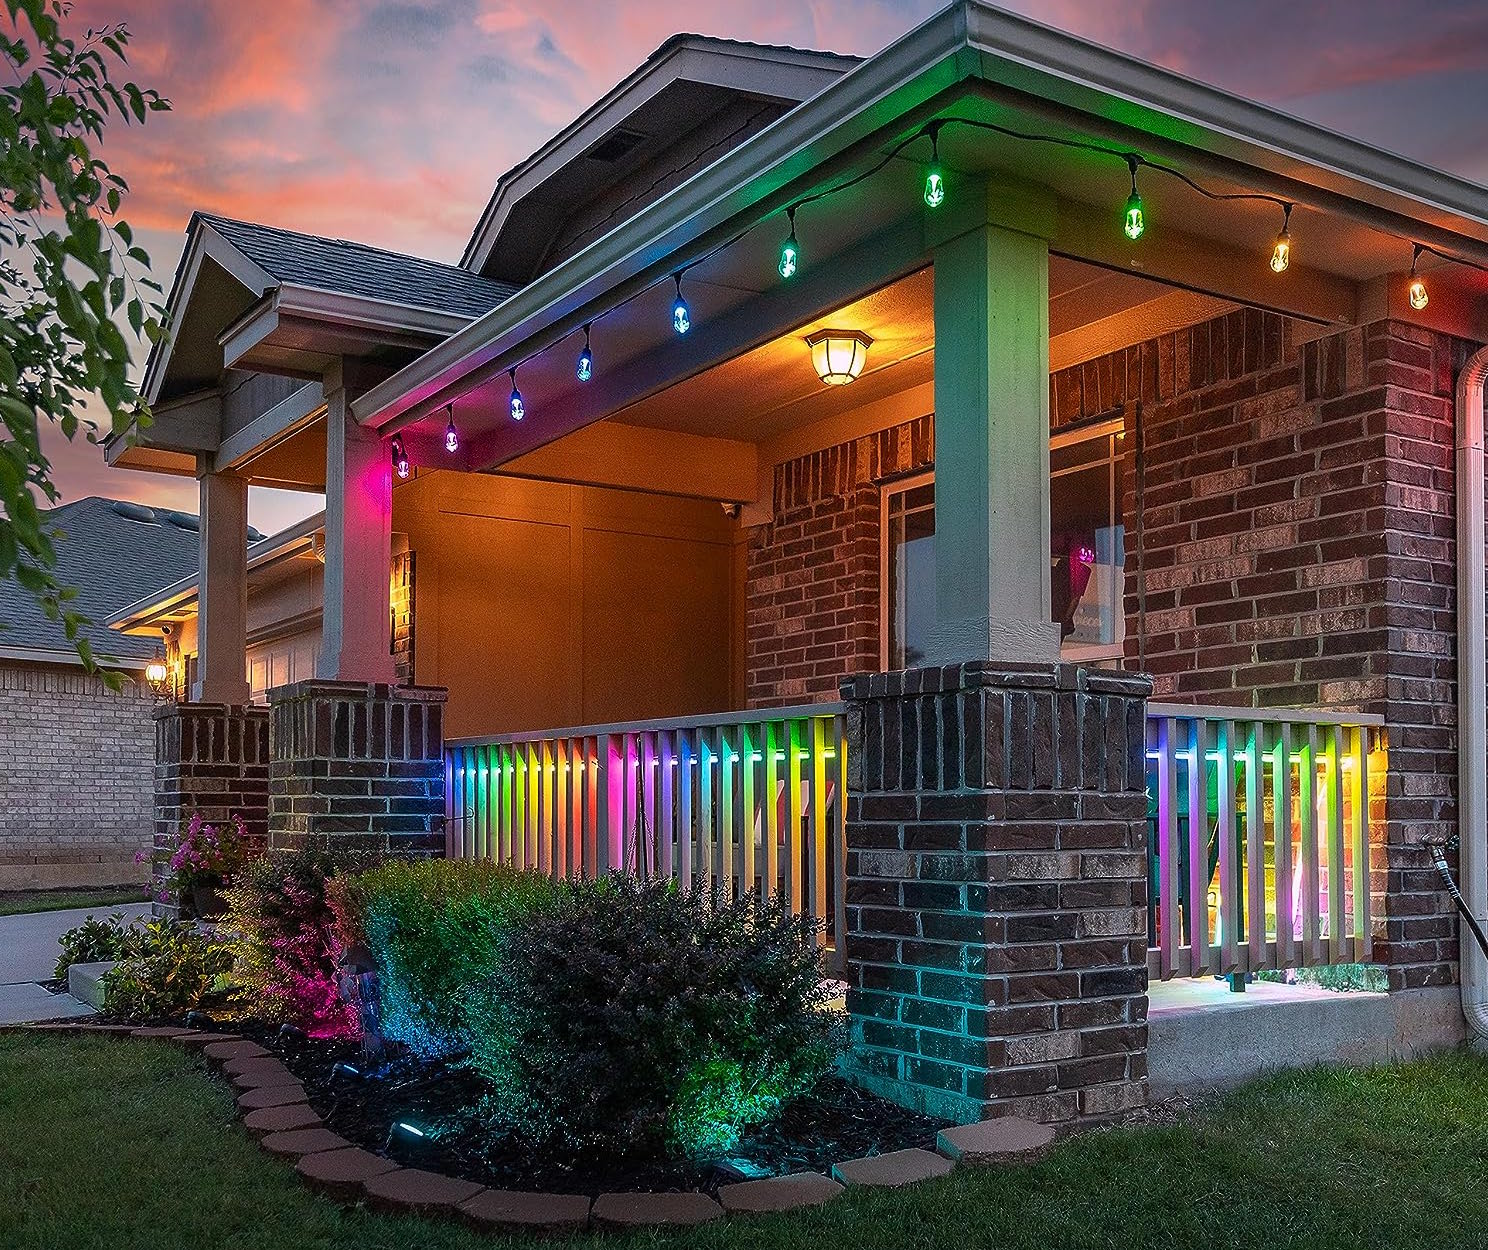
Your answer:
[223,847,356,1037]
[334,859,559,1058]
[166,811,255,895]
[466,876,842,1161]
[101,919,234,1022]
[54,913,143,979]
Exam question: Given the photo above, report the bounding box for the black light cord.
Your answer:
[1425,837,1488,959]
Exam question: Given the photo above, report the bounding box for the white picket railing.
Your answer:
[1144,703,1381,980]
[445,704,848,961]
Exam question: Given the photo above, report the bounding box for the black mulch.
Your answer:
[234,1023,947,1197]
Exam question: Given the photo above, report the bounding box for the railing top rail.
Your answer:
[446,701,847,750]
[1146,701,1385,728]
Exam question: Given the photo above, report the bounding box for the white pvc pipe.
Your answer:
[1455,345,1488,1039]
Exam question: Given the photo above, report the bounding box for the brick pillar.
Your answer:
[839,661,1152,1126]
[267,680,446,856]
[152,701,270,908]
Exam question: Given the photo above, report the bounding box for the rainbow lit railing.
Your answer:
[445,704,848,967]
[1144,703,1383,980]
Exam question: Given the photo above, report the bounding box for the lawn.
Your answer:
[2,1036,1487,1250]
[0,886,147,917]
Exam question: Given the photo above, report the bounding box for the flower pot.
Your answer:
[191,882,228,919]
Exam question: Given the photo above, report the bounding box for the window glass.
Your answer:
[882,425,1125,667]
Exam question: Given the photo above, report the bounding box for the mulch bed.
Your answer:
[237,1023,947,1197]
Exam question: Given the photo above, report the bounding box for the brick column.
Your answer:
[152,701,269,907]
[840,661,1151,1126]
[267,680,446,856]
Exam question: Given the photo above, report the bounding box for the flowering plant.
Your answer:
[167,812,252,893]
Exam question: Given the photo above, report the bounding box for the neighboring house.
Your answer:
[107,8,1488,1125]
[0,497,262,888]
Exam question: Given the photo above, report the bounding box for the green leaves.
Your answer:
[0,1,170,673]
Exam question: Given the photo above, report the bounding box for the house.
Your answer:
[107,5,1488,1124]
[0,496,262,888]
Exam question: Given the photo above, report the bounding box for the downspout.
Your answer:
[1455,345,1488,1039]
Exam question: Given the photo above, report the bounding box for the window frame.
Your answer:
[879,417,1127,669]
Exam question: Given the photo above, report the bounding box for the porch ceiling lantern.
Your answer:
[805,329,872,386]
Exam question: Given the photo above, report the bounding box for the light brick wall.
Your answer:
[0,660,155,888]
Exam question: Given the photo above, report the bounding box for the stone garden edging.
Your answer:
[5,1021,1058,1232]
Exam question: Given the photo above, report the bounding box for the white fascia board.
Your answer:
[0,643,148,670]
[143,220,275,406]
[355,6,972,431]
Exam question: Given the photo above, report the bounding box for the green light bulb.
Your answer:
[779,233,798,280]
[923,165,945,209]
[1124,189,1144,241]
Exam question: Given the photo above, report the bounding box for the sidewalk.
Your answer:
[0,903,151,1025]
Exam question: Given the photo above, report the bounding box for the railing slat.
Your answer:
[1325,725,1346,964]
[1301,726,1322,966]
[1353,726,1372,963]
[1245,721,1265,974]
[740,723,757,901]
[1273,723,1295,969]
[1156,717,1179,980]
[1186,716,1211,977]
[678,729,695,891]
[1215,719,1239,974]
[810,714,830,929]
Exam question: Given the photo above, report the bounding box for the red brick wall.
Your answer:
[745,311,1477,989]
[745,416,932,707]
[391,548,414,685]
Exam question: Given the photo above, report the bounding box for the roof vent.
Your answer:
[163,510,199,533]
[110,500,158,525]
[583,127,646,163]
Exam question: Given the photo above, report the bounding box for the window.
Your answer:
[882,419,1126,667]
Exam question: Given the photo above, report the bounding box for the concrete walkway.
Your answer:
[0,903,151,1025]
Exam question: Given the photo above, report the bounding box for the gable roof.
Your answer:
[0,497,261,667]
[461,34,858,284]
[200,214,517,320]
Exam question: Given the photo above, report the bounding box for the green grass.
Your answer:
[3,1034,1488,1249]
[0,886,148,917]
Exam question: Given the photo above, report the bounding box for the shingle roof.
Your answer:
[199,213,518,320]
[0,497,260,665]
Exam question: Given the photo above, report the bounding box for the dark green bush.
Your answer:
[466,876,842,1161]
[334,858,558,1057]
[101,918,234,1022]
[54,913,142,978]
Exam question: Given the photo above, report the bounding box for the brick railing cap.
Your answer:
[841,662,1153,701]
[268,681,448,705]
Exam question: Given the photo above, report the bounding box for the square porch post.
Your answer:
[193,468,251,703]
[838,190,1150,1126]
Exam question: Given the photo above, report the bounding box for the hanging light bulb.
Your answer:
[508,368,524,421]
[778,207,799,280]
[671,273,690,335]
[923,124,945,209]
[391,436,409,480]
[1408,244,1429,310]
[576,323,593,382]
[443,405,459,453]
[1270,203,1292,273]
[1123,156,1144,241]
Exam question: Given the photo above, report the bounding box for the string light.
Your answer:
[576,323,593,382]
[508,368,524,421]
[1123,155,1145,241]
[390,435,409,479]
[923,122,945,209]
[1408,244,1429,310]
[671,273,690,335]
[443,405,459,453]
[778,206,799,279]
[1271,203,1292,273]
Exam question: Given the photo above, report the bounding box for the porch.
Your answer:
[111,3,1488,1125]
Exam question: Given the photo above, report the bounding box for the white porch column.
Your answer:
[317,382,395,682]
[927,217,1060,665]
[193,469,251,703]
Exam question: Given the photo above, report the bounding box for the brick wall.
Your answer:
[0,661,156,889]
[746,415,932,706]
[745,311,1477,990]
[1052,311,1469,989]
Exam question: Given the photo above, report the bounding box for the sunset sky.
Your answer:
[46,0,1488,535]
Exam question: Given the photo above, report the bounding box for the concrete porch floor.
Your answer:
[1147,977,1470,1097]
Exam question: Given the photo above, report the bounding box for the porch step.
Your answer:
[66,961,116,1011]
